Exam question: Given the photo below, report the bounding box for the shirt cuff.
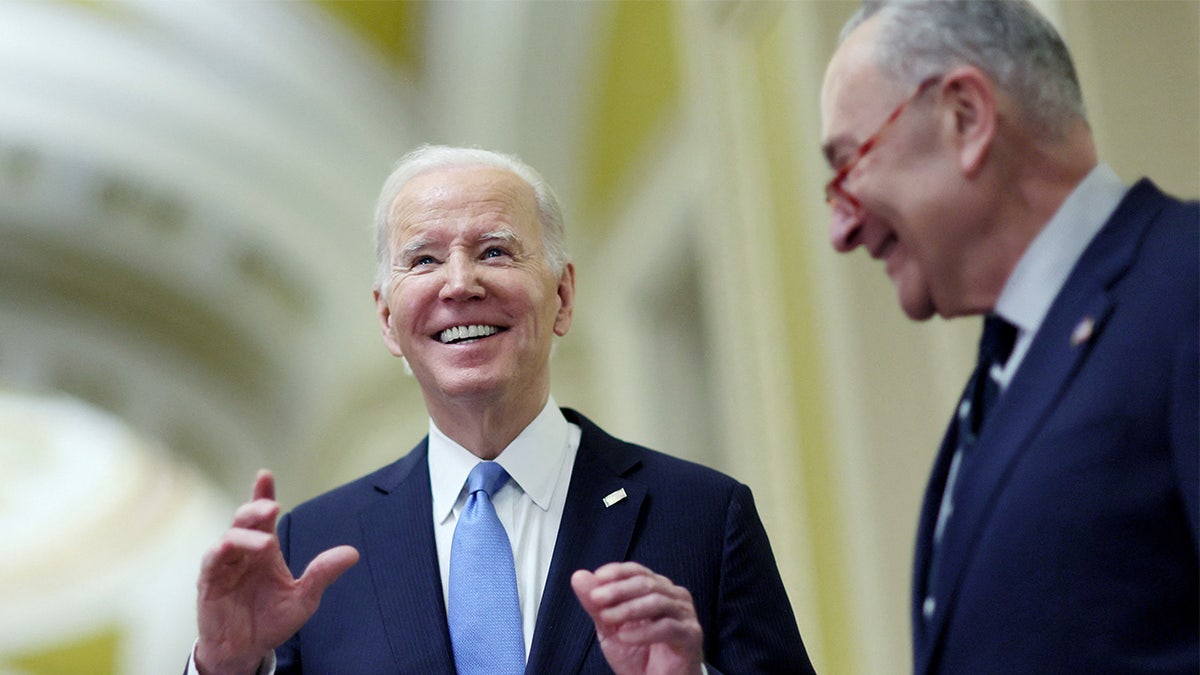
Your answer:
[188,638,276,675]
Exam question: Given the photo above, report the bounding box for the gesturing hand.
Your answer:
[571,562,705,675]
[195,470,359,675]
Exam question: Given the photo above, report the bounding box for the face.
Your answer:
[819,18,966,321]
[374,165,574,415]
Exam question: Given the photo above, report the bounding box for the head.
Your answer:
[374,145,571,290]
[820,0,1089,320]
[372,145,575,418]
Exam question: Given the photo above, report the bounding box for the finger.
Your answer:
[198,528,281,594]
[571,570,604,615]
[202,528,277,566]
[297,545,360,605]
[572,570,622,640]
[614,615,703,649]
[591,560,652,582]
[252,469,275,502]
[230,497,280,532]
[598,586,695,626]
[590,569,687,608]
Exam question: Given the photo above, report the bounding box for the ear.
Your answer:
[374,285,405,358]
[553,263,576,337]
[940,66,997,175]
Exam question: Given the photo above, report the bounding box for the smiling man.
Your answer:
[190,145,814,675]
[819,2,1198,674]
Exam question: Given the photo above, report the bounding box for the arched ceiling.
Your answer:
[0,0,425,482]
[0,0,684,490]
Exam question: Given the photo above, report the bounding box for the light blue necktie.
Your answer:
[449,461,525,674]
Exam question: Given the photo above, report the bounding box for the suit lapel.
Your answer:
[526,410,647,674]
[358,440,456,672]
[917,182,1164,673]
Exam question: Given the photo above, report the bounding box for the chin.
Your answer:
[894,284,937,322]
[892,267,936,319]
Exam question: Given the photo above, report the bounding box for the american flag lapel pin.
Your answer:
[1070,316,1095,347]
[602,488,627,508]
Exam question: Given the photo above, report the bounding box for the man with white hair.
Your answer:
[190,145,815,675]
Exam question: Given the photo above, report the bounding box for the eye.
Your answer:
[482,246,509,260]
[411,254,437,267]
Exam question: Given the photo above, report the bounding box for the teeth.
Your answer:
[439,324,499,344]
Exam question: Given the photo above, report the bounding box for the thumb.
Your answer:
[298,545,360,602]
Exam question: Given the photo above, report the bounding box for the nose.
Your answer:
[439,253,485,301]
[829,200,864,253]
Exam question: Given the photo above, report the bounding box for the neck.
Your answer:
[425,389,550,460]
[1014,123,1098,226]
[956,122,1097,315]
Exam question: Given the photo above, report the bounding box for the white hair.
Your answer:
[372,145,571,290]
[843,0,1087,139]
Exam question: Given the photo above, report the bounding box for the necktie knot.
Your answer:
[466,461,509,499]
[979,314,1018,369]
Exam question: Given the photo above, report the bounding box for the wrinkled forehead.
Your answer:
[387,165,540,240]
[820,18,905,161]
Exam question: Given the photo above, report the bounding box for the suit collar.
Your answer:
[913,180,1170,673]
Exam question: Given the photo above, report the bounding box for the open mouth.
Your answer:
[438,324,503,345]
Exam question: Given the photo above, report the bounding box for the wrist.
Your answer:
[194,641,268,675]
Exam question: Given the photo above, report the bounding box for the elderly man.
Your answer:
[820,2,1197,674]
[190,145,814,674]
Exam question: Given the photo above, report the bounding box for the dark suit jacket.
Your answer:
[274,408,814,674]
[913,180,1199,674]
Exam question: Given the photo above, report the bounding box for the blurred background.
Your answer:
[0,1,1195,673]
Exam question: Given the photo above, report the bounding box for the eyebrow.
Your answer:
[397,229,522,258]
[398,236,435,258]
[480,229,521,246]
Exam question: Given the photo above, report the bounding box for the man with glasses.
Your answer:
[820,2,1197,674]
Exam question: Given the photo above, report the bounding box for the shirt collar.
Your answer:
[428,396,570,525]
[994,163,1127,335]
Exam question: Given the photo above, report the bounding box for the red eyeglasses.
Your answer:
[825,76,943,213]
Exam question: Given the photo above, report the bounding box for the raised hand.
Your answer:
[571,562,704,675]
[195,470,359,675]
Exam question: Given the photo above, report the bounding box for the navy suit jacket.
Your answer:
[913,180,1199,674]
[273,408,814,673]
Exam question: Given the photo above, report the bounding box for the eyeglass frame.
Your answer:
[825,75,944,213]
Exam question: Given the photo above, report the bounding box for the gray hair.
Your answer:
[842,0,1087,138]
[373,144,571,289]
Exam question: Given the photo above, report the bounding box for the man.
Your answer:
[191,145,814,674]
[820,2,1198,674]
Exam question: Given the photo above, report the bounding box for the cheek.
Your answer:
[388,283,436,331]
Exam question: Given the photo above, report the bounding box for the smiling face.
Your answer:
[819,18,973,321]
[374,164,574,419]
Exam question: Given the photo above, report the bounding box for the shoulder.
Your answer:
[1115,181,1198,321]
[1120,179,1198,259]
